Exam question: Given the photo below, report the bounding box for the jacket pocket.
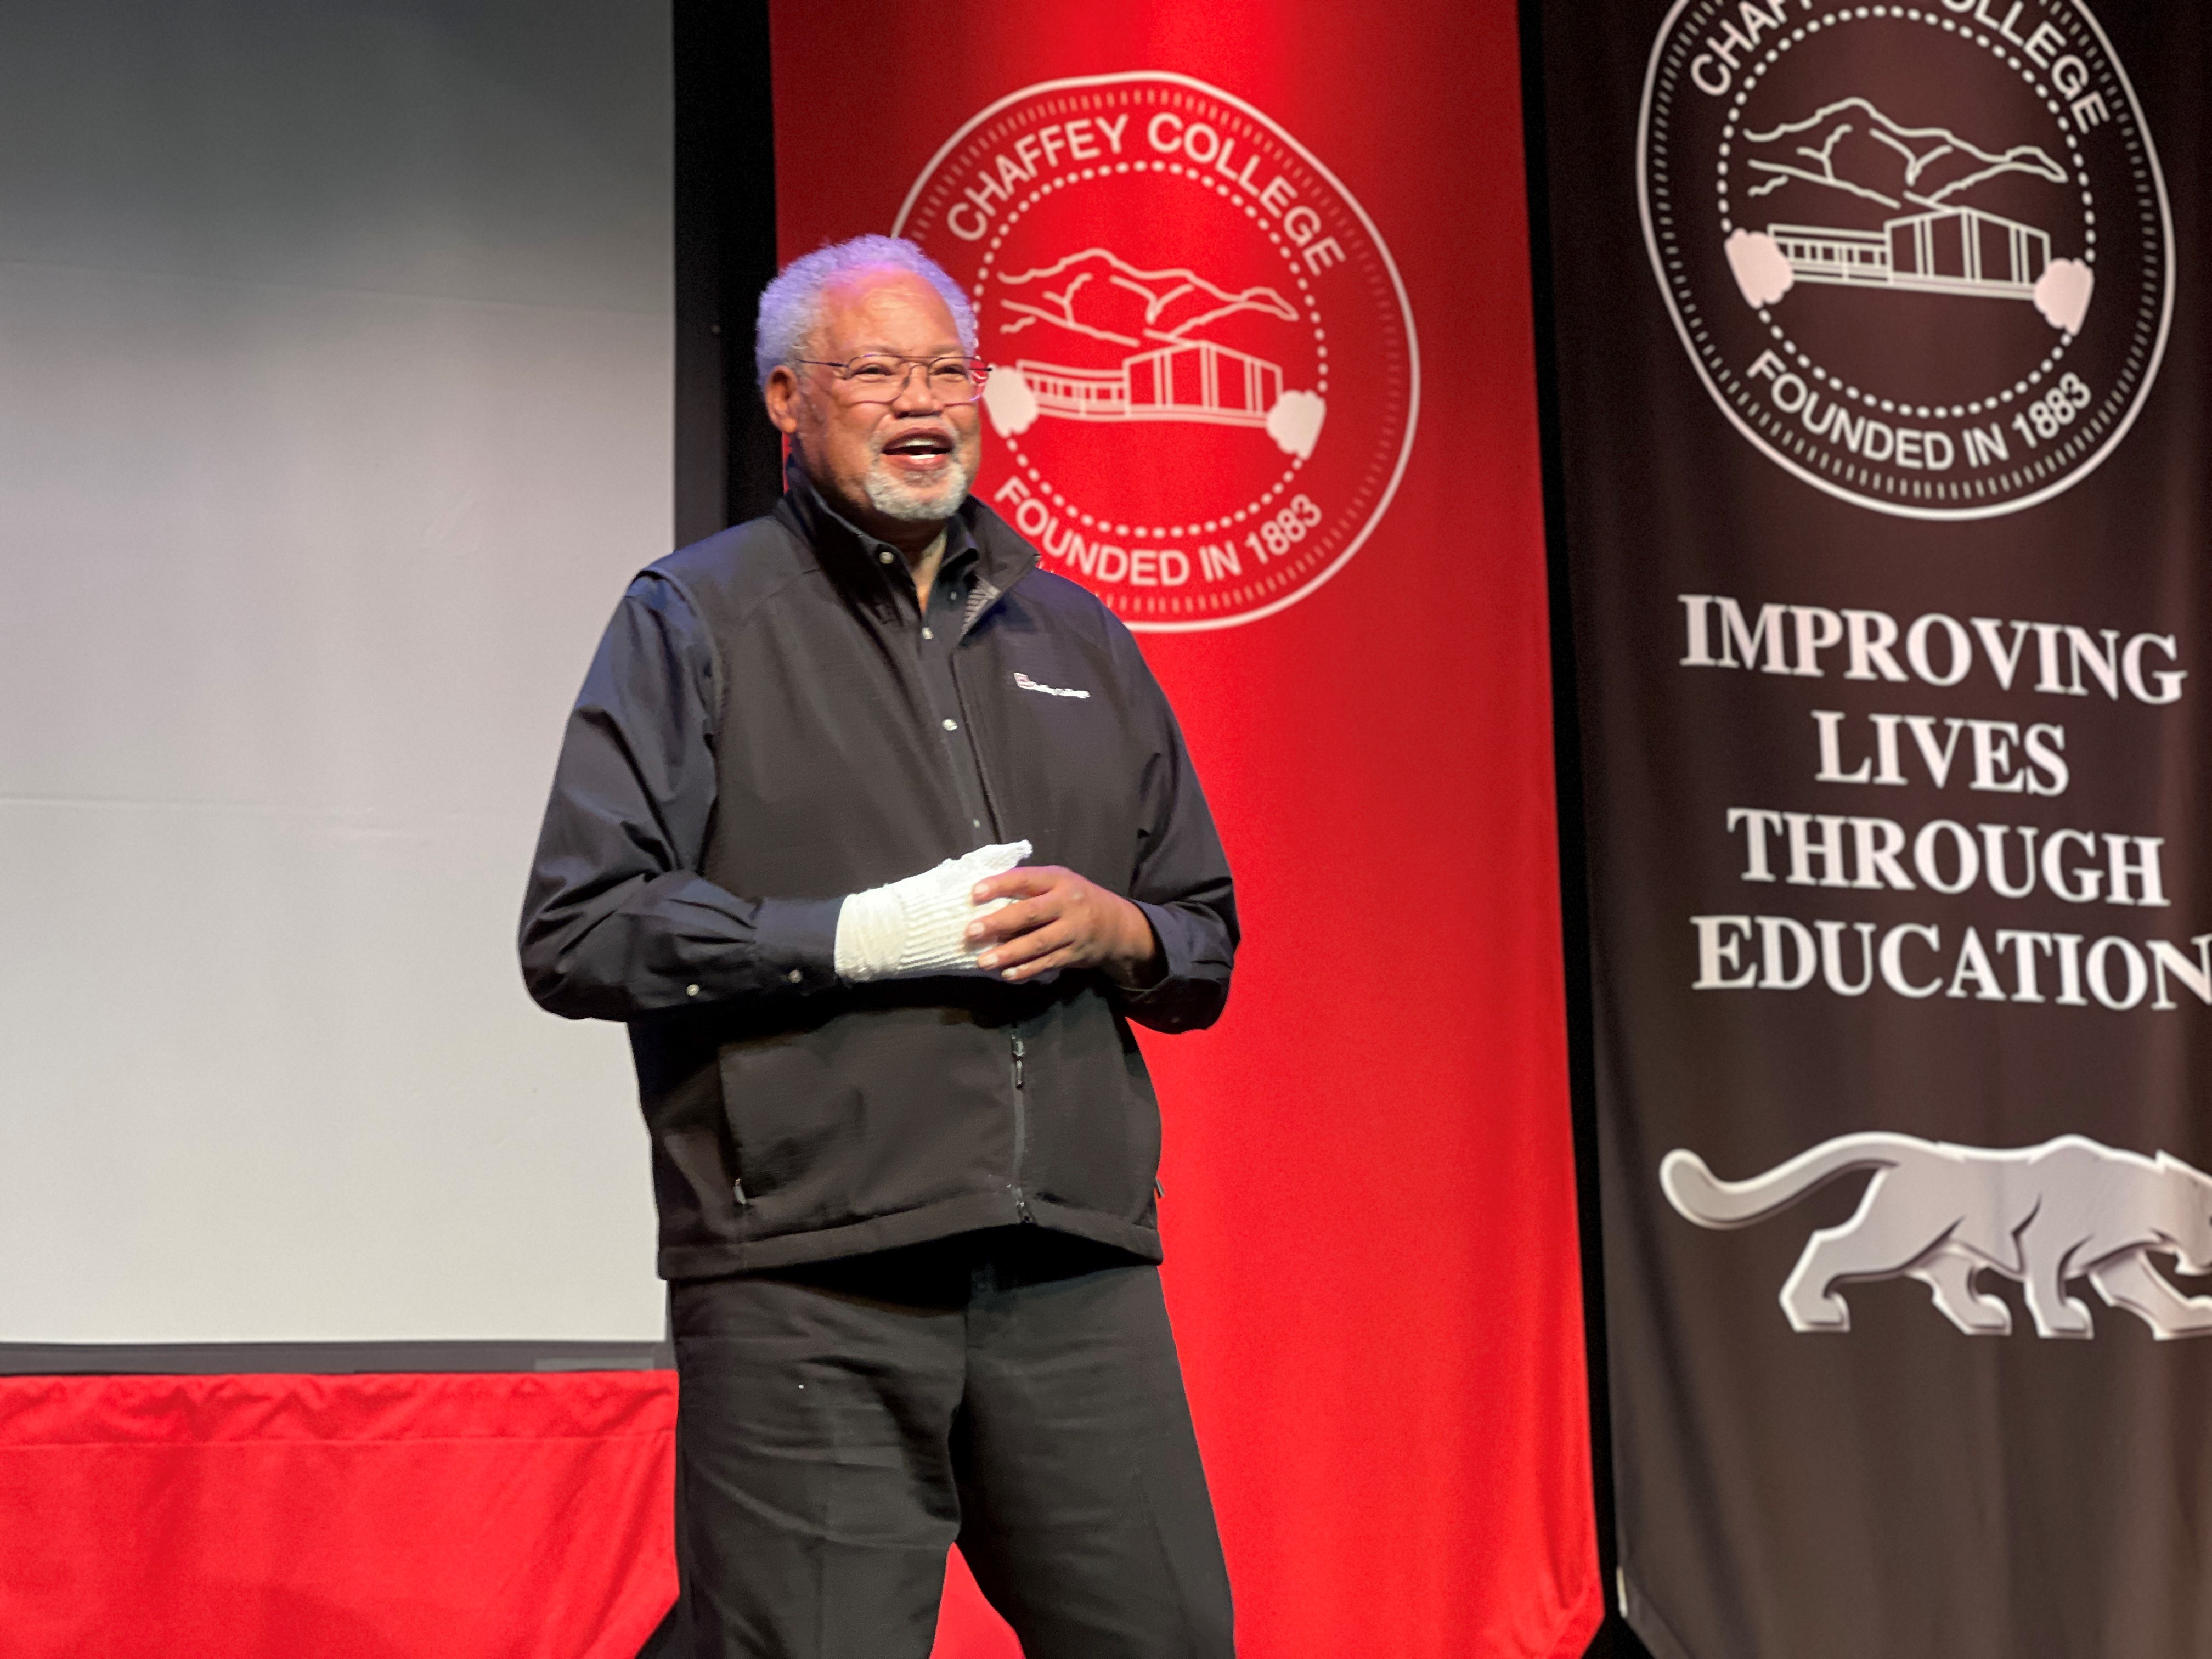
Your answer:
[715,1032,863,1236]
[715,1006,1018,1239]
[1023,996,1162,1224]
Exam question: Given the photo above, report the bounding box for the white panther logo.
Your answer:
[1661,1133,2212,1340]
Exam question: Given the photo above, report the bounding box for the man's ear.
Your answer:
[763,364,802,436]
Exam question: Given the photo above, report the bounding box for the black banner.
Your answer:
[1539,3,2209,1655]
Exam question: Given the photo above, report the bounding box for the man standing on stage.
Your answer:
[520,235,1238,1657]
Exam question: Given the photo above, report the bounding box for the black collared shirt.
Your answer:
[812,489,996,844]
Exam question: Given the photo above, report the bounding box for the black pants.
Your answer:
[668,1228,1235,1658]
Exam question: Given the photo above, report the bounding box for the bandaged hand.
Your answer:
[833,842,1033,982]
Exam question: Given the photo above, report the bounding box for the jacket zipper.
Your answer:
[1009,1034,1032,1221]
[948,630,1028,1219]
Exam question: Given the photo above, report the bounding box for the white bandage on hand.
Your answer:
[833,841,1032,983]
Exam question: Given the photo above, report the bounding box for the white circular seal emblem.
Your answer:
[1639,0,2171,519]
[896,72,1419,630]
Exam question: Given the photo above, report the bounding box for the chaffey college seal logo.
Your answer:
[896,72,1418,630]
[1640,0,2171,520]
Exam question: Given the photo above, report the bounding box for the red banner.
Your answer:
[771,7,1598,1656]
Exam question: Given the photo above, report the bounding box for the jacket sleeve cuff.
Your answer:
[1114,900,1194,1004]
[753,895,844,990]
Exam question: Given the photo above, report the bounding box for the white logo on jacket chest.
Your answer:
[1014,672,1091,700]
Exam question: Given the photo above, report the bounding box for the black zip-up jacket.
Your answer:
[520,483,1237,1278]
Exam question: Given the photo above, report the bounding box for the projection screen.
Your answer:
[0,0,673,1346]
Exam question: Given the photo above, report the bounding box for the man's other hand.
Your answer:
[966,866,1164,988]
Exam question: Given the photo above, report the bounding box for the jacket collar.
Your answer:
[774,456,1039,632]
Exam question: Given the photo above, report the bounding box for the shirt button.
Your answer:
[878,549,894,565]
[685,984,699,997]
[921,627,934,640]
[786,969,803,984]
[943,718,958,731]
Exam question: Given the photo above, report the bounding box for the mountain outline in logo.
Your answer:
[1740,95,2068,210]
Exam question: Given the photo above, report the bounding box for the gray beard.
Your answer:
[862,449,976,522]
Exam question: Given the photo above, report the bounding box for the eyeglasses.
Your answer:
[795,353,992,405]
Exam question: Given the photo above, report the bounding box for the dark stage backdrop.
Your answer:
[1538,2,2209,1656]
[770,4,1602,1657]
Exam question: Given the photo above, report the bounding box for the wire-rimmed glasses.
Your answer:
[794,353,993,406]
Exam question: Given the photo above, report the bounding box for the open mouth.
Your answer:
[878,430,957,478]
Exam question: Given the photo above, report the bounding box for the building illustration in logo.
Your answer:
[1723,97,2084,326]
[1768,204,2051,301]
[1662,1132,2212,1341]
[1016,338,1284,427]
[980,247,1324,456]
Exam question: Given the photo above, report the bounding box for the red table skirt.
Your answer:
[1,1371,678,1658]
[0,1370,1025,1658]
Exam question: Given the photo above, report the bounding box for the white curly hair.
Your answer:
[754,235,978,390]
